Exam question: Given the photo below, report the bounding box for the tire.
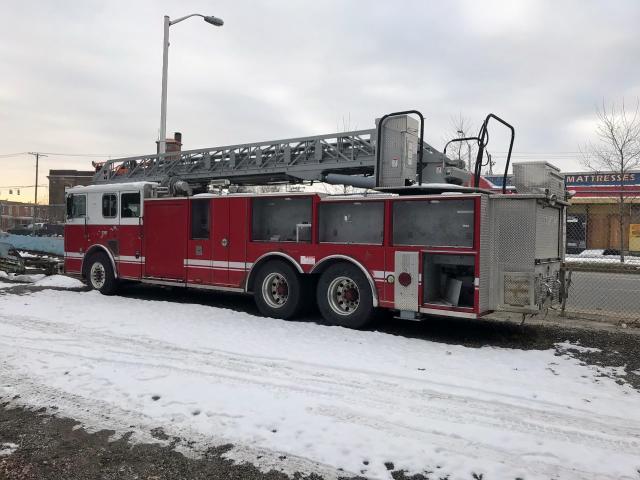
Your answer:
[85,252,118,295]
[316,262,375,329]
[253,260,304,320]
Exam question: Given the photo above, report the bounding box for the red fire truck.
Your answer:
[65,112,567,328]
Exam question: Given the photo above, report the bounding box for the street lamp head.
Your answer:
[203,15,224,26]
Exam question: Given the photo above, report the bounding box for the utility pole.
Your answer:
[28,152,46,235]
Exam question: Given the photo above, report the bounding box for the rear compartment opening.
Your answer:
[423,253,475,308]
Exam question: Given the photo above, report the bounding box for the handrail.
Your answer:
[474,114,514,194]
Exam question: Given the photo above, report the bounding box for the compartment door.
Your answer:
[143,200,187,281]
[211,198,231,285]
[187,199,212,285]
[393,251,420,311]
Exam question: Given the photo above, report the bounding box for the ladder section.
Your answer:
[93,129,377,186]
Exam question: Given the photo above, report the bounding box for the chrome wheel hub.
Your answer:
[90,262,106,289]
[262,273,289,309]
[327,276,360,316]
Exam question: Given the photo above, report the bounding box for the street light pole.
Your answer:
[158,13,224,155]
[159,15,170,155]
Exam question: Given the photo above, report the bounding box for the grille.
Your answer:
[503,273,532,307]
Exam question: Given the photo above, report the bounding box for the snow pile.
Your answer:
[578,249,607,257]
[566,249,640,266]
[1,291,639,479]
[555,341,602,353]
[0,270,46,285]
[3,234,64,256]
[18,250,55,260]
[0,271,82,289]
[0,443,18,457]
[34,275,85,289]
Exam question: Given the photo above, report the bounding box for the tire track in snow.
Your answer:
[2,312,639,452]
[1,305,640,479]
[2,315,640,444]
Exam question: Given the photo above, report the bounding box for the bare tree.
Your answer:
[581,99,640,262]
[447,113,477,172]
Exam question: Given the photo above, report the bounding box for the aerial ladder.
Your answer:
[91,110,506,193]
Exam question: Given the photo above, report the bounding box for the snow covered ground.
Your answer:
[1,285,639,479]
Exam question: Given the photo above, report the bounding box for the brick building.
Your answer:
[0,201,49,231]
[48,169,95,223]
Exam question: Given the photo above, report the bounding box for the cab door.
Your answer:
[118,190,143,279]
[187,199,212,285]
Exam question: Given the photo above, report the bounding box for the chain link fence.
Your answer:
[563,206,640,322]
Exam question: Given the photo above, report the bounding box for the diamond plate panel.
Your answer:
[478,195,491,312]
[488,197,536,308]
[535,204,561,259]
[379,116,419,187]
[394,251,419,311]
[513,162,564,197]
[492,198,536,268]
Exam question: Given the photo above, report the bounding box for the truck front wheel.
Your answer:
[316,263,375,329]
[85,253,118,295]
[253,260,304,320]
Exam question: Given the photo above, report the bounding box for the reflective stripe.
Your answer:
[372,270,385,280]
[184,259,248,270]
[419,307,477,319]
[117,255,144,263]
[64,252,84,258]
[184,259,210,267]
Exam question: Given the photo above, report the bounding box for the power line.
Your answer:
[39,152,126,157]
[0,151,129,159]
[0,185,48,188]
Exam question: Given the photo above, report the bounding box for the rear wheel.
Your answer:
[85,253,118,295]
[316,263,375,329]
[253,260,304,319]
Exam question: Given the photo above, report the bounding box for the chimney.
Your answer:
[166,132,182,153]
[156,132,183,154]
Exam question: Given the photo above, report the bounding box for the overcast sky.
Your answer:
[1,0,639,202]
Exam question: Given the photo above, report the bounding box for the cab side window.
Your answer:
[102,194,118,218]
[121,192,141,218]
[66,194,87,218]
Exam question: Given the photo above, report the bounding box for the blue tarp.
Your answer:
[1,234,64,256]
